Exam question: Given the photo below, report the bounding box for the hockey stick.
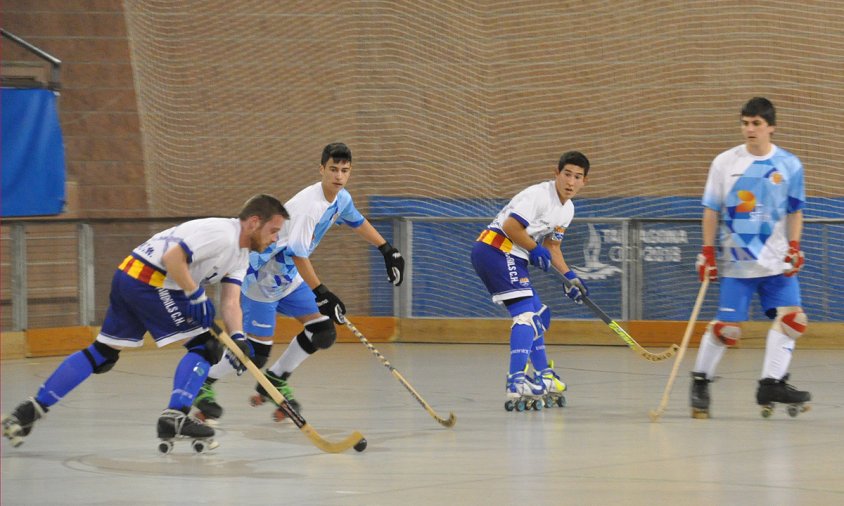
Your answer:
[344,319,457,428]
[211,324,366,453]
[649,276,710,422]
[554,267,679,362]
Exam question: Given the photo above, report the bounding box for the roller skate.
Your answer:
[194,379,223,425]
[2,398,47,448]
[156,408,218,454]
[536,365,567,408]
[757,374,811,418]
[248,370,301,422]
[504,371,546,412]
[690,372,711,419]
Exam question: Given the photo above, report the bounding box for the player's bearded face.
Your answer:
[250,215,284,252]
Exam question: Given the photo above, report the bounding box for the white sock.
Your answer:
[693,329,727,379]
[761,329,795,380]
[268,336,311,377]
[208,351,238,379]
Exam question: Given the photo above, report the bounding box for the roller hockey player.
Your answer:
[470,151,590,412]
[690,97,811,419]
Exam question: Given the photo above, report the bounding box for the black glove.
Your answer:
[313,284,346,324]
[378,241,405,286]
[226,332,255,375]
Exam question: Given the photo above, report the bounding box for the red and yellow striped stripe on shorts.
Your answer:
[476,229,513,253]
[118,255,166,287]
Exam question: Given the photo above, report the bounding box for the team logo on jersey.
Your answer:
[735,190,756,213]
[519,277,530,287]
[764,168,783,185]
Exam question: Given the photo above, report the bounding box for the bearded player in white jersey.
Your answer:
[195,143,405,423]
[690,97,810,419]
[2,195,287,451]
[471,151,590,411]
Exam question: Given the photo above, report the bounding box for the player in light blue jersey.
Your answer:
[690,97,811,419]
[471,151,590,412]
[195,143,405,422]
[2,195,287,450]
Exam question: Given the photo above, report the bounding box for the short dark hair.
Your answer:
[238,194,288,221]
[741,97,776,126]
[321,142,352,165]
[558,150,590,176]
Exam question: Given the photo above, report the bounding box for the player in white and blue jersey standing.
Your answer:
[471,151,590,411]
[194,143,404,422]
[690,97,810,419]
[2,195,288,450]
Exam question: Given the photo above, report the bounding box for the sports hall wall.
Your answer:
[2,1,842,356]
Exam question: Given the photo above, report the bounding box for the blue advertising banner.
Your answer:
[1,88,66,217]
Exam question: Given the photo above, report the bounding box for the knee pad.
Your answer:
[249,338,272,368]
[84,341,121,374]
[711,321,741,347]
[537,304,551,333]
[512,312,541,338]
[185,332,225,364]
[305,316,336,350]
[774,307,807,339]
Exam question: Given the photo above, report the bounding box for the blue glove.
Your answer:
[563,270,589,304]
[226,331,254,375]
[528,244,552,271]
[186,286,215,328]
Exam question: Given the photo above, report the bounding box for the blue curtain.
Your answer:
[1,88,66,217]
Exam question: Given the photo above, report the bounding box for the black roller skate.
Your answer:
[690,372,711,419]
[194,379,223,425]
[156,408,218,454]
[504,371,546,412]
[248,371,301,422]
[757,374,811,418]
[2,398,48,447]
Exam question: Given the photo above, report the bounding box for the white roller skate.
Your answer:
[2,398,47,448]
[156,408,218,454]
[536,365,567,408]
[504,371,546,412]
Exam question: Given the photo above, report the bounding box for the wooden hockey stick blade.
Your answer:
[649,277,710,422]
[212,324,365,453]
[344,320,456,428]
[553,267,678,361]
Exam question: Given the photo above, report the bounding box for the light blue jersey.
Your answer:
[702,144,805,278]
[242,182,364,302]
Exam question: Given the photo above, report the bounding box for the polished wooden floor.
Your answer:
[2,341,843,505]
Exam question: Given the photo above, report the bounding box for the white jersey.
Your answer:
[487,180,573,259]
[242,182,365,302]
[702,143,806,278]
[132,217,249,290]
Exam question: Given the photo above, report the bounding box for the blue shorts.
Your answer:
[471,241,534,303]
[717,275,801,322]
[242,282,320,337]
[97,271,206,348]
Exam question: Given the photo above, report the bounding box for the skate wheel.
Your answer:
[272,409,288,422]
[787,405,799,417]
[516,399,527,412]
[691,409,710,419]
[9,436,23,448]
[158,440,174,455]
[504,400,515,412]
[249,395,265,407]
[557,396,566,408]
[761,405,773,418]
[533,399,543,411]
